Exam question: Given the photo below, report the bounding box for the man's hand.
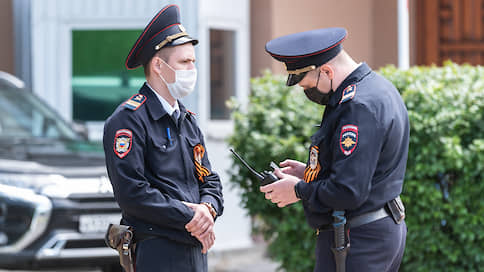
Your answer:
[279,159,306,179]
[195,228,216,254]
[183,202,215,253]
[260,168,301,207]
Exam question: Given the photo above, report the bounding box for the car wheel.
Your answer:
[101,263,124,272]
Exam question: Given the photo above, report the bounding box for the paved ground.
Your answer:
[0,244,281,272]
[208,244,281,272]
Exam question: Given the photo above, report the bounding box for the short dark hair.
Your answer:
[142,49,171,77]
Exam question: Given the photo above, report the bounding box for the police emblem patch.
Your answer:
[339,84,356,104]
[114,129,133,158]
[193,144,210,182]
[340,124,358,156]
[303,146,321,183]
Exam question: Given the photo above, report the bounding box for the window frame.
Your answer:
[24,1,199,141]
[197,16,249,140]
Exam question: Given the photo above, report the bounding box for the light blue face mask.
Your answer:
[159,60,198,99]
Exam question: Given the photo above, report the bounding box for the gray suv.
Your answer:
[0,71,121,271]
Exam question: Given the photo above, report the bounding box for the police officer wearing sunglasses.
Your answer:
[260,27,409,272]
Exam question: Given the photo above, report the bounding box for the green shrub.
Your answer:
[227,62,484,272]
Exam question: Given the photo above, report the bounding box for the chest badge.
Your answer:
[340,124,358,156]
[114,129,133,158]
[303,146,321,183]
[339,84,356,104]
[193,144,211,182]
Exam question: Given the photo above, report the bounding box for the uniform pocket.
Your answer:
[150,136,175,152]
[184,136,200,147]
[184,137,211,182]
[147,137,181,179]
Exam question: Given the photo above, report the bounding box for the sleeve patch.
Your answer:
[123,94,146,111]
[339,124,358,156]
[339,84,356,104]
[114,129,133,158]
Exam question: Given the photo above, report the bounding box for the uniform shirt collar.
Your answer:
[328,62,372,107]
[146,82,180,116]
[139,82,189,121]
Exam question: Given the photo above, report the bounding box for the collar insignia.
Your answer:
[124,94,147,111]
[339,84,356,104]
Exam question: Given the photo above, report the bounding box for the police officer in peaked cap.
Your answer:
[260,27,409,272]
[103,4,223,271]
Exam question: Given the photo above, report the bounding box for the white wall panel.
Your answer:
[28,0,198,120]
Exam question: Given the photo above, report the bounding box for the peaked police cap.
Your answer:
[125,4,198,69]
[265,27,347,86]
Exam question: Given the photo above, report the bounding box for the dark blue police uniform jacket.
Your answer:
[296,63,409,228]
[103,83,223,249]
[296,63,409,271]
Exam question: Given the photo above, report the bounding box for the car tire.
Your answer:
[101,263,124,272]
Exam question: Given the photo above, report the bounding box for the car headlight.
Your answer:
[0,173,112,198]
[0,173,67,197]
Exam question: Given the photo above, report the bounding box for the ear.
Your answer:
[151,56,163,75]
[320,64,334,80]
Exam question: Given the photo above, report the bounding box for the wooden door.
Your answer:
[417,0,484,65]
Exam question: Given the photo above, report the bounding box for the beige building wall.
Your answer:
[0,0,14,74]
[251,0,401,78]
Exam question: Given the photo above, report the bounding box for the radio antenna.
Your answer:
[229,148,264,180]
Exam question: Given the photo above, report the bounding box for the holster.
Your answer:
[331,210,350,272]
[105,223,135,272]
[386,196,405,224]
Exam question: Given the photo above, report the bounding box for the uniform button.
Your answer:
[148,227,153,231]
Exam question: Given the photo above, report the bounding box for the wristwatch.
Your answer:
[201,202,217,219]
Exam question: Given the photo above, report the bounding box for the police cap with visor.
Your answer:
[265,27,347,86]
[125,4,198,70]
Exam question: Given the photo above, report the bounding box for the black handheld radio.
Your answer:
[229,148,279,186]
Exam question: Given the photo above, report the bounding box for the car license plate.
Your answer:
[79,214,121,233]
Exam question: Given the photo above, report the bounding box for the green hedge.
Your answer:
[227,62,484,272]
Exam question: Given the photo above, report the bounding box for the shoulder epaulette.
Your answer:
[123,94,146,111]
[339,84,356,104]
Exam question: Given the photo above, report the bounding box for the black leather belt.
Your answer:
[348,207,389,229]
[317,207,389,234]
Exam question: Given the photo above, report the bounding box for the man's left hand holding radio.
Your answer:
[260,160,304,207]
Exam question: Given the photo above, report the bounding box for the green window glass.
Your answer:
[72,30,144,121]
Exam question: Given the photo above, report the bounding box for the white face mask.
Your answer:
[159,60,197,99]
